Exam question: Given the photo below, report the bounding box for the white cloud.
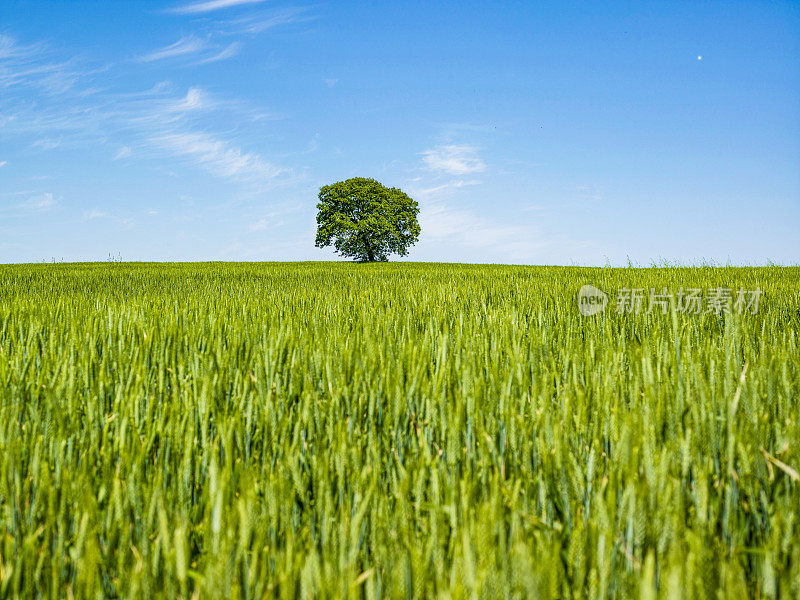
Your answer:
[0,34,37,63]
[114,146,132,160]
[417,200,552,262]
[230,8,311,34]
[197,42,241,64]
[406,184,597,263]
[2,33,289,199]
[324,78,339,88]
[171,0,266,14]
[1,83,208,144]
[32,138,62,151]
[137,36,241,67]
[138,36,208,62]
[21,192,56,211]
[0,34,91,95]
[171,87,211,111]
[422,144,486,175]
[407,178,557,262]
[0,161,7,168]
[413,179,481,197]
[248,218,268,231]
[81,209,134,228]
[152,131,284,182]
[0,34,14,59]
[521,204,546,212]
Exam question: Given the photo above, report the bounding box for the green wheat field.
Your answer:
[1,262,798,599]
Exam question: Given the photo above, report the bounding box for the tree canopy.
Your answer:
[315,177,420,262]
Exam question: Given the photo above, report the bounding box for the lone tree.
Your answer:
[315,177,420,262]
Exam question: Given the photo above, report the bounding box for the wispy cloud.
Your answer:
[138,36,245,66]
[248,218,269,231]
[324,78,338,88]
[0,33,40,63]
[2,74,283,183]
[171,0,266,15]
[0,34,15,58]
[229,8,312,34]
[3,31,290,195]
[83,209,107,220]
[152,131,284,182]
[0,34,96,95]
[407,177,594,263]
[113,146,132,160]
[31,138,62,151]
[422,144,486,175]
[0,161,7,168]
[20,192,56,211]
[416,198,550,261]
[413,179,481,197]
[138,36,208,62]
[81,209,134,228]
[171,87,212,111]
[197,42,241,64]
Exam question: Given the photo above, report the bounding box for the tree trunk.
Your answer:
[361,235,375,262]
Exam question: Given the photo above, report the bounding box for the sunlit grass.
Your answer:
[1,262,798,599]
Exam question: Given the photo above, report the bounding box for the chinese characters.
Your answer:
[613,287,762,315]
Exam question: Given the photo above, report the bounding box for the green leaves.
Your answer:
[315,177,420,262]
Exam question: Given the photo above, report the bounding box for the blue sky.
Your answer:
[1,0,798,264]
